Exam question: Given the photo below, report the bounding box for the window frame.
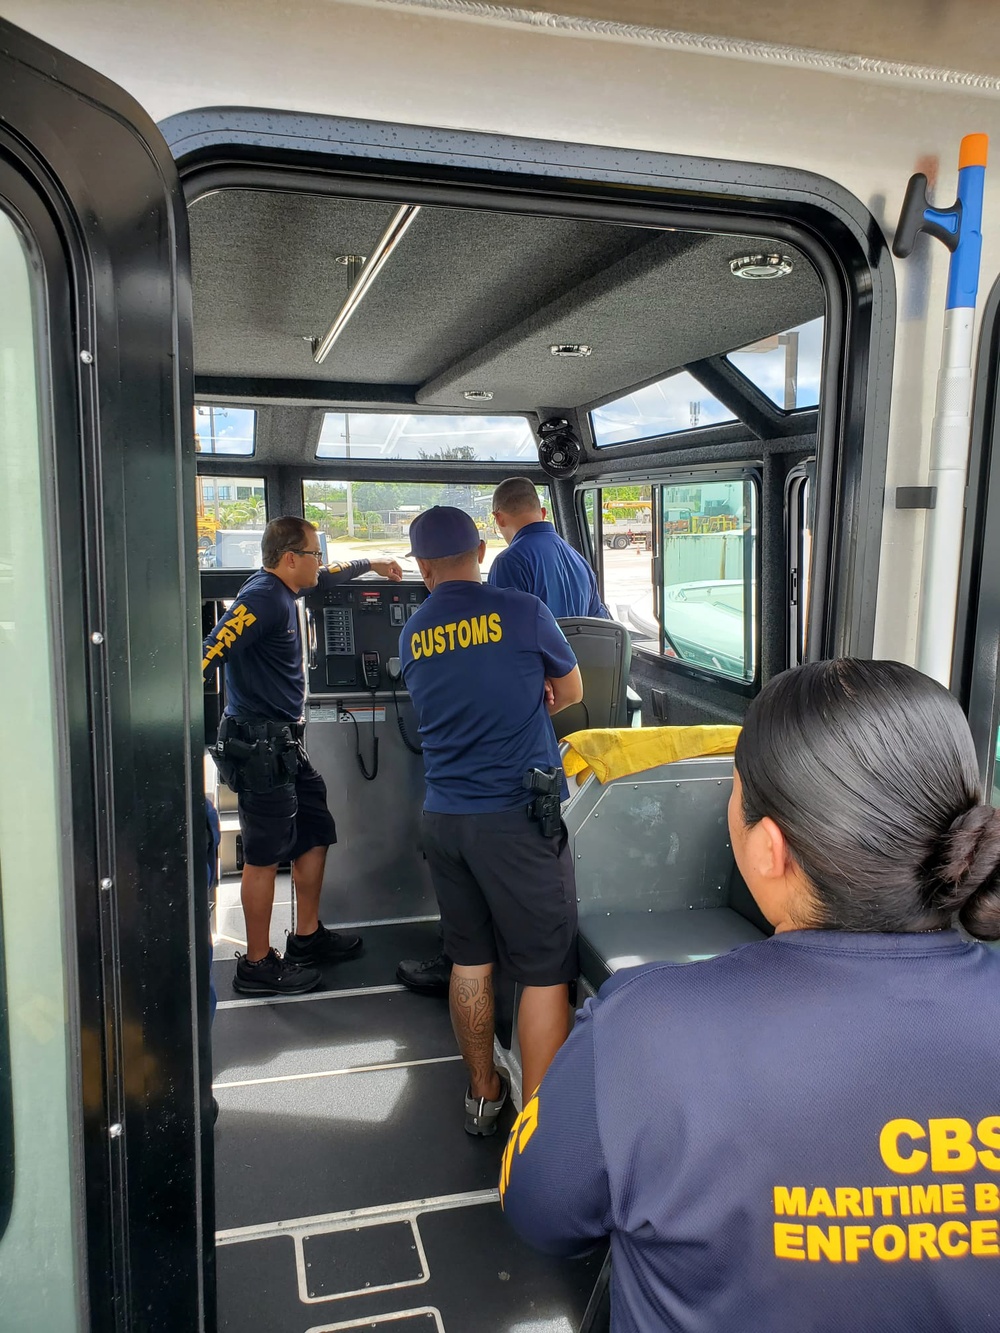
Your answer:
[723,316,825,416]
[588,366,739,450]
[314,409,537,463]
[579,466,762,693]
[193,401,257,456]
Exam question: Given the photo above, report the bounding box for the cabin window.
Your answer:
[658,479,757,681]
[315,412,535,462]
[194,404,256,455]
[726,317,823,411]
[195,475,267,568]
[582,476,759,684]
[590,370,736,448]
[303,478,549,574]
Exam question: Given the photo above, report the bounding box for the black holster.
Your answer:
[212,716,304,794]
[523,765,562,838]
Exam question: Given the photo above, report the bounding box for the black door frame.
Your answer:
[0,20,212,1332]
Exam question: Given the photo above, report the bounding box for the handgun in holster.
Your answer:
[523,766,562,838]
[212,718,300,794]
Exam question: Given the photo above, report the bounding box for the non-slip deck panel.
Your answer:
[216,1203,605,1333]
[212,918,442,995]
[213,990,452,1084]
[214,1061,515,1230]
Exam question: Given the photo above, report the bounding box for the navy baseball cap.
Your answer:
[406,506,481,559]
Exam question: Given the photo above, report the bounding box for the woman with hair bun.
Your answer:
[501,659,1000,1333]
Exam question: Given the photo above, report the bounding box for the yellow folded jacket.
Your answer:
[562,725,742,785]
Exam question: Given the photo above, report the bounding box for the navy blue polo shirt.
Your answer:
[203,561,370,722]
[500,930,1000,1333]
[400,582,577,814]
[488,522,609,619]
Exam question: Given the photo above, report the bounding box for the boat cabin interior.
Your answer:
[196,178,825,1331]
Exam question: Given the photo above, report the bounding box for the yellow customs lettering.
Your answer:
[880,1119,929,1174]
[871,1225,907,1262]
[773,1223,805,1260]
[433,625,446,654]
[843,1226,872,1262]
[420,628,434,657]
[470,615,489,645]
[806,1188,836,1218]
[457,619,472,648]
[978,1116,1000,1170]
[410,632,422,661]
[942,1183,967,1214]
[444,623,457,650]
[834,1188,864,1218]
[909,1184,942,1215]
[773,1186,807,1216]
[908,1222,940,1260]
[938,1221,970,1258]
[971,1219,1000,1256]
[488,612,502,642]
[928,1119,978,1173]
[806,1226,842,1261]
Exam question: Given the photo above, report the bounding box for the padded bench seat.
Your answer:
[579,907,766,985]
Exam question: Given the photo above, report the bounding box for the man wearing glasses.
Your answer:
[203,516,402,995]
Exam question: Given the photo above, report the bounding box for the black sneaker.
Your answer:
[396,953,453,997]
[284,921,363,966]
[232,947,321,996]
[464,1070,510,1137]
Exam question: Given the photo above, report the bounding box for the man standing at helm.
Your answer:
[400,505,583,1133]
[203,515,402,997]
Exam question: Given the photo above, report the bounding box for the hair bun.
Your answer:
[934,804,1000,940]
[938,805,997,888]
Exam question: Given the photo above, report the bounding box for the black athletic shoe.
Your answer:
[464,1070,510,1137]
[396,953,453,997]
[284,921,363,966]
[232,947,321,996]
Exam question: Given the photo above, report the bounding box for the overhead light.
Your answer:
[463,390,494,401]
[312,205,421,364]
[550,344,592,357]
[730,254,794,280]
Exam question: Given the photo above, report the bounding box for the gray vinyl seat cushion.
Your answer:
[581,907,766,973]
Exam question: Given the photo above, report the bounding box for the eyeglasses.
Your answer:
[293,549,325,560]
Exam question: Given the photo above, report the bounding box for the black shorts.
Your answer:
[421,808,578,987]
[238,763,337,867]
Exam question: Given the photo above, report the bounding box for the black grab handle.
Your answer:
[893,172,961,258]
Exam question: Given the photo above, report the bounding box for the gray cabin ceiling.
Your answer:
[189,189,824,412]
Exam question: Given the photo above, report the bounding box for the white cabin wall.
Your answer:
[4,0,1000,663]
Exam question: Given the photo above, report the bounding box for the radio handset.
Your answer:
[361,650,381,692]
